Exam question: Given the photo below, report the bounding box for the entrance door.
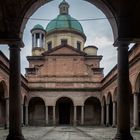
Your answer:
[59,102,70,125]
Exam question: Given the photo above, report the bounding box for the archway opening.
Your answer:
[23,96,27,125]
[108,93,113,126]
[84,97,101,125]
[28,97,45,126]
[103,96,106,125]
[0,82,6,127]
[113,88,117,125]
[56,97,73,125]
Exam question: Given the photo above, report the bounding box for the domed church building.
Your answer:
[25,0,103,126]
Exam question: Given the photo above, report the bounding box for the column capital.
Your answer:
[5,97,9,100]
[8,39,24,48]
[133,92,139,95]
[113,101,117,103]
[113,38,130,47]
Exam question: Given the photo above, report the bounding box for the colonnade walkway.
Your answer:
[0,126,140,140]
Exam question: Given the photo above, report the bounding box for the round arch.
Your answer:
[55,97,74,125]
[0,80,8,98]
[102,95,106,106]
[55,96,74,106]
[0,81,7,127]
[113,88,117,102]
[107,92,112,104]
[84,96,101,125]
[23,95,28,125]
[28,96,46,106]
[20,0,118,41]
[102,96,106,125]
[28,97,46,126]
[107,92,113,126]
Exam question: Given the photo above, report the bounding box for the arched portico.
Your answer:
[0,81,6,128]
[84,97,101,125]
[28,97,46,126]
[101,96,106,126]
[22,96,28,126]
[106,92,113,126]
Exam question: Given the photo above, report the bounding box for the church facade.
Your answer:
[0,0,140,128]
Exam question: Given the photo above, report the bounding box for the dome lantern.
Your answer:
[59,0,69,15]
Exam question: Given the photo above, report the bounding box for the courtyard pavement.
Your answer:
[0,126,140,140]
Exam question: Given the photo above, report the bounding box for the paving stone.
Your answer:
[0,126,140,140]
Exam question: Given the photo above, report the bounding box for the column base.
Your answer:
[112,125,116,128]
[6,134,25,140]
[113,132,133,140]
[132,126,139,131]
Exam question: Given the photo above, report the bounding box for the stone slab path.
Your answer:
[0,126,140,140]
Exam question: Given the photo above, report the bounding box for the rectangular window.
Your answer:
[48,41,52,50]
[77,41,81,50]
[61,39,67,45]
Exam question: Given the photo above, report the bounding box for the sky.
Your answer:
[0,0,118,76]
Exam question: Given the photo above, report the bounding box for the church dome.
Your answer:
[46,14,84,34]
[46,0,85,35]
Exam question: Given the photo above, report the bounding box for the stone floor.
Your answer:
[0,126,140,140]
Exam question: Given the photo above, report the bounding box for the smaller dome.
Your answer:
[83,46,98,55]
[32,24,44,30]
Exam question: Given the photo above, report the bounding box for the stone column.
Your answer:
[53,106,56,125]
[5,98,9,129]
[112,102,116,127]
[45,106,48,125]
[21,104,24,126]
[25,105,28,126]
[32,34,34,48]
[6,45,25,140]
[81,106,84,125]
[74,106,77,126]
[34,33,36,47]
[114,43,133,140]
[101,105,105,125]
[106,104,109,126]
[39,33,42,47]
[43,34,45,48]
[133,93,139,129]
